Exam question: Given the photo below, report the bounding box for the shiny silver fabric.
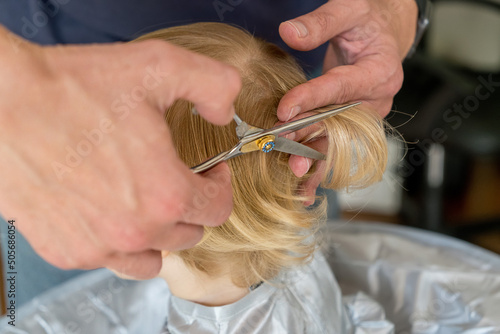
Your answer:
[320,223,500,333]
[1,222,499,333]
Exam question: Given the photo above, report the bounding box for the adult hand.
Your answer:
[277,0,418,200]
[0,26,241,279]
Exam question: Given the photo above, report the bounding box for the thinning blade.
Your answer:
[274,137,325,160]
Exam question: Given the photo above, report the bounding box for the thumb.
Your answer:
[279,1,364,51]
[176,51,242,125]
[143,42,242,126]
[180,162,234,227]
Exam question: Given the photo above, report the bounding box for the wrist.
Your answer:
[406,0,432,58]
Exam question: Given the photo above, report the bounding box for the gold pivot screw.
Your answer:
[257,135,276,153]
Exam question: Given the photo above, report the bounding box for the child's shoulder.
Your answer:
[275,250,350,333]
[164,250,349,334]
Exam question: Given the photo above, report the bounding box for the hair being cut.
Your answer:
[135,23,388,287]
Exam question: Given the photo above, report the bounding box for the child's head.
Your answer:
[135,23,387,288]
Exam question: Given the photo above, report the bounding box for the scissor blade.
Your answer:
[264,102,360,138]
[274,137,325,160]
[191,145,243,174]
[235,122,250,139]
[235,122,262,139]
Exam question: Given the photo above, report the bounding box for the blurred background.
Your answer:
[339,0,500,254]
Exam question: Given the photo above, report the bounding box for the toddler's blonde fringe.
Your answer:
[135,23,388,287]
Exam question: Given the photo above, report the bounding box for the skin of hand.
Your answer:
[0,26,241,279]
[277,0,418,202]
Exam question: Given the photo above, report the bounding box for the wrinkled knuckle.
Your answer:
[118,229,150,252]
[312,12,333,36]
[109,222,151,252]
[343,83,355,103]
[311,96,325,112]
[337,79,354,103]
[301,82,319,108]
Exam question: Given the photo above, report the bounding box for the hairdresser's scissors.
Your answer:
[191,102,361,173]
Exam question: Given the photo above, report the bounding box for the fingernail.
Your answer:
[301,158,311,177]
[296,158,310,178]
[304,199,314,207]
[286,20,309,38]
[286,105,301,121]
[305,158,311,172]
[110,269,139,281]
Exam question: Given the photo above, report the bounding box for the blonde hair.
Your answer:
[135,23,387,287]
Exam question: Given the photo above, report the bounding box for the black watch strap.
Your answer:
[406,0,432,58]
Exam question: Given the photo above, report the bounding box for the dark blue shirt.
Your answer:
[0,0,328,75]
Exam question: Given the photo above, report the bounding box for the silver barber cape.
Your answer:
[1,222,500,334]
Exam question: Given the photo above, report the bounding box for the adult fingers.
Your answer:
[149,221,205,252]
[106,250,163,280]
[277,53,402,120]
[279,0,367,51]
[289,137,329,178]
[83,161,231,261]
[92,161,231,256]
[93,221,206,279]
[137,162,232,251]
[290,154,314,178]
[275,111,321,135]
[140,41,242,125]
[297,156,327,207]
[175,162,233,227]
[47,241,164,280]
[300,167,325,206]
[275,113,326,177]
[286,122,324,143]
